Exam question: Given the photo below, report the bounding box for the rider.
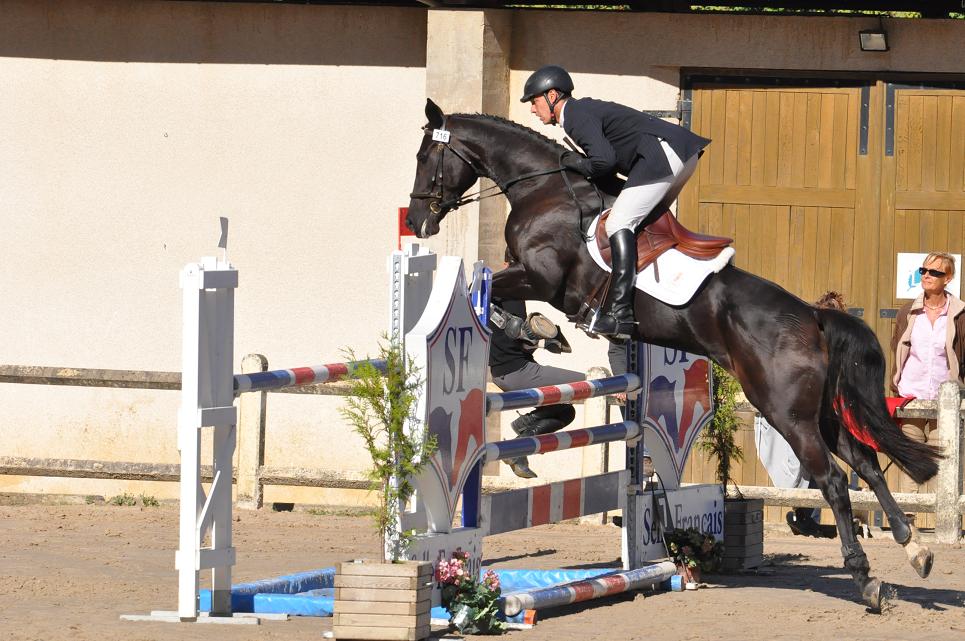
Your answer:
[521,65,711,340]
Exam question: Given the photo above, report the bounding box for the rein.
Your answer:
[440,166,569,211]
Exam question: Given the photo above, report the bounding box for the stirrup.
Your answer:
[589,312,636,342]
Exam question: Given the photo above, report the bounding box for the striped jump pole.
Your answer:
[485,373,641,414]
[480,420,641,463]
[500,562,677,616]
[233,359,387,396]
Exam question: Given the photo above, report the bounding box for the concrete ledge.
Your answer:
[0,456,218,482]
[0,364,180,390]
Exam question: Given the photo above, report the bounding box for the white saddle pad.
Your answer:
[585,214,735,306]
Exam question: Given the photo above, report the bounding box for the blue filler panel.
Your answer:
[201,566,642,623]
[200,567,335,613]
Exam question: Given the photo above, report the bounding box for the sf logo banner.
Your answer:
[642,346,713,485]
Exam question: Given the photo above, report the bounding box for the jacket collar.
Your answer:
[910,290,965,316]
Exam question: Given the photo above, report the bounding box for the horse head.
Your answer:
[406,99,482,238]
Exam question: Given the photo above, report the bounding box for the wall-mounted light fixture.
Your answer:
[860,18,889,52]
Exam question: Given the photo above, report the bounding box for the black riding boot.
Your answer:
[505,405,577,479]
[594,228,638,341]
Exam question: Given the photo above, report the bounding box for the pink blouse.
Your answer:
[897,299,950,400]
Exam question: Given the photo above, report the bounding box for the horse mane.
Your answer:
[451,113,567,156]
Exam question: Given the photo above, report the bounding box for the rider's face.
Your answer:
[530,90,559,125]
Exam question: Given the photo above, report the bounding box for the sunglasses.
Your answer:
[918,267,947,278]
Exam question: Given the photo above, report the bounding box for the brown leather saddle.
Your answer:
[596,209,732,271]
[571,210,733,333]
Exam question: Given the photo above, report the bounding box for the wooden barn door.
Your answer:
[677,81,881,327]
[875,85,965,527]
[675,78,884,524]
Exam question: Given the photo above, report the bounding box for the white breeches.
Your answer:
[605,140,699,237]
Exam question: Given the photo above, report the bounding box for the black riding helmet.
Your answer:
[520,65,574,103]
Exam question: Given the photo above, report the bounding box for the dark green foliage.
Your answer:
[340,338,437,561]
[698,361,744,496]
[665,526,724,572]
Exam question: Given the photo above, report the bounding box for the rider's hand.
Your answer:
[561,150,591,176]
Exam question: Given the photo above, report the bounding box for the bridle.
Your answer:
[408,119,566,215]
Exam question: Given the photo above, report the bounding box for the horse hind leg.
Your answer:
[739,368,882,611]
[901,525,933,579]
[822,461,883,609]
[786,426,883,610]
[842,542,883,610]
[832,434,933,579]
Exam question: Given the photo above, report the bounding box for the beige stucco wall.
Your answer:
[0,0,428,503]
[1,2,962,504]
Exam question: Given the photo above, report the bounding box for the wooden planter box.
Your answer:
[722,498,764,571]
[333,559,433,641]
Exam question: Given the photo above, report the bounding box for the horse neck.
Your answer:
[452,117,560,197]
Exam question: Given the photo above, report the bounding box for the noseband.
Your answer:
[409,119,567,215]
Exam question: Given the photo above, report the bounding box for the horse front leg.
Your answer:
[491,261,553,303]
[832,433,933,580]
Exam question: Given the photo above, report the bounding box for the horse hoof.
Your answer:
[861,578,883,611]
[525,313,558,339]
[903,535,934,579]
[911,547,934,579]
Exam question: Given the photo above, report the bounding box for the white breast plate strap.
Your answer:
[432,128,451,143]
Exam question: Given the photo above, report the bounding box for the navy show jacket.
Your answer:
[561,97,711,183]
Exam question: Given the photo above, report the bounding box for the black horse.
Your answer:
[405,99,942,610]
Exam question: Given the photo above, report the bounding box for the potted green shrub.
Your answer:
[333,338,438,641]
[698,362,763,572]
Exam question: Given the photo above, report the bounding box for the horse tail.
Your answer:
[818,308,942,484]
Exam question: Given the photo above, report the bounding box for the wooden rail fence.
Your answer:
[1,359,962,543]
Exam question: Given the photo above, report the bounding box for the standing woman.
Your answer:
[891,251,965,491]
[520,65,711,341]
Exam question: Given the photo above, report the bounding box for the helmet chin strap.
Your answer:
[542,91,566,125]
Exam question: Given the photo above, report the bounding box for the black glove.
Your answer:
[560,150,591,176]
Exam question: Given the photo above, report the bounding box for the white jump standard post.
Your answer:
[175,256,240,622]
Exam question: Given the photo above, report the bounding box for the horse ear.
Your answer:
[425,98,445,129]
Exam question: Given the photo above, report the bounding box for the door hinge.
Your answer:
[678,91,693,130]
